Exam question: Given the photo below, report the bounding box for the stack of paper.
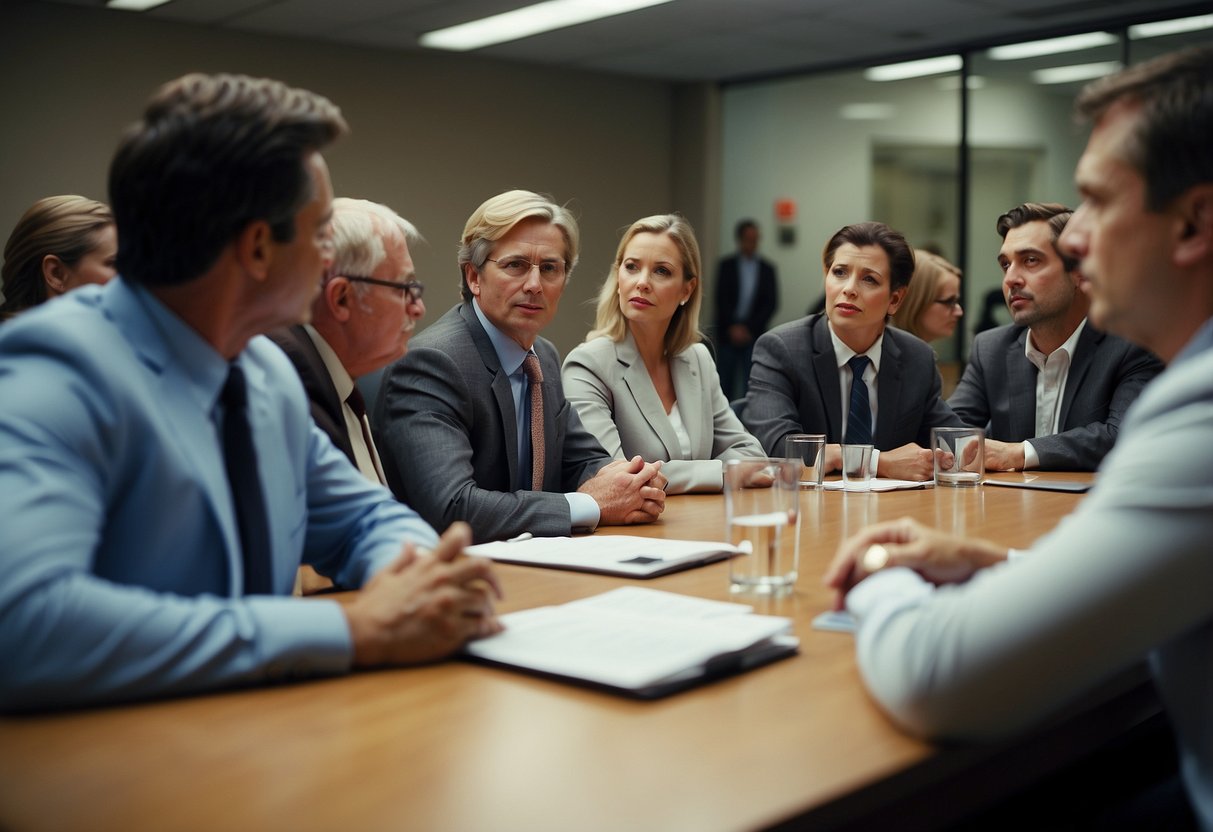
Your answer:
[822,478,933,492]
[463,587,798,698]
[466,535,739,578]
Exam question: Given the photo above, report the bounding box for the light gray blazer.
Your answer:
[562,334,765,494]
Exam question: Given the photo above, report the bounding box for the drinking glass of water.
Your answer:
[723,458,800,594]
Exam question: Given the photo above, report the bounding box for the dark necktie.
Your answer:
[345,386,384,483]
[221,365,273,595]
[522,353,545,490]
[845,355,873,445]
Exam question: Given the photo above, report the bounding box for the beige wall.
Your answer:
[0,1,717,354]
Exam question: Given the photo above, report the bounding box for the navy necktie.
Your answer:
[845,355,872,445]
[221,365,273,595]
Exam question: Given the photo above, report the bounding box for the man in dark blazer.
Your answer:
[744,312,962,478]
[714,219,779,400]
[270,198,426,484]
[375,190,667,542]
[949,203,1162,471]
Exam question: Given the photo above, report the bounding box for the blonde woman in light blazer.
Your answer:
[562,214,764,494]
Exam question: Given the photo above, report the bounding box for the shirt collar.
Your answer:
[1025,317,1087,366]
[125,280,230,410]
[302,324,355,402]
[471,298,532,375]
[827,320,883,373]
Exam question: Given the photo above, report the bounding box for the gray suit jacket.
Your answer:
[373,303,610,542]
[947,323,1162,470]
[742,313,962,454]
[561,334,765,494]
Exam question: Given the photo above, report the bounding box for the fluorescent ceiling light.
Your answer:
[1031,61,1122,85]
[840,103,896,120]
[864,55,961,82]
[106,0,173,9]
[987,32,1116,60]
[420,0,675,51]
[1130,14,1213,39]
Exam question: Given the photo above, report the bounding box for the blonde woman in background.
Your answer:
[1,196,117,321]
[892,249,964,344]
[562,214,764,494]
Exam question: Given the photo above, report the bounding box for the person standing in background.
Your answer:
[713,219,778,401]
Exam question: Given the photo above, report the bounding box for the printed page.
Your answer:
[464,588,791,690]
[466,535,738,576]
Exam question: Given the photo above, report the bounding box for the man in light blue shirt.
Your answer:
[0,73,502,711]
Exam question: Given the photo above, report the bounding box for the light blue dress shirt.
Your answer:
[0,279,438,710]
[471,300,599,529]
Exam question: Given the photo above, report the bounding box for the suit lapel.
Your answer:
[460,304,522,489]
[1007,328,1038,440]
[874,330,902,450]
[1059,324,1100,428]
[810,316,844,442]
[670,349,707,458]
[618,335,683,459]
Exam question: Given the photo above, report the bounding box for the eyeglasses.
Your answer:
[933,296,962,309]
[343,275,424,302]
[487,257,567,281]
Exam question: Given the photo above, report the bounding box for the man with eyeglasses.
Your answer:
[375,189,668,542]
[271,197,425,487]
[947,202,1161,471]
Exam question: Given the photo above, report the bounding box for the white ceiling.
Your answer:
[33,0,1212,83]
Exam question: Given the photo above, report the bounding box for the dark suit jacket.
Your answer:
[741,313,963,454]
[713,254,778,336]
[373,303,611,542]
[948,323,1163,470]
[267,325,355,465]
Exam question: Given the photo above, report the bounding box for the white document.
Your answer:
[821,478,934,492]
[466,535,739,578]
[463,587,798,697]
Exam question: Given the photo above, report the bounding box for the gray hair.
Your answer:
[327,197,422,295]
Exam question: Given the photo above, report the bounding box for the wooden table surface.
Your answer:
[3,472,1154,832]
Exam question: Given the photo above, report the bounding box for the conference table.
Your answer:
[0,471,1159,831]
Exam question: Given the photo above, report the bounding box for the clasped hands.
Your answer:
[344,522,504,668]
[578,455,667,524]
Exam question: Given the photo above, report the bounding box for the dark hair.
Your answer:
[822,222,916,292]
[734,219,758,240]
[108,73,348,287]
[1,195,113,320]
[1075,45,1213,211]
[995,202,1077,273]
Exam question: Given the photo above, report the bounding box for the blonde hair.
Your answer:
[587,214,703,357]
[1,195,114,320]
[457,190,579,301]
[892,249,961,341]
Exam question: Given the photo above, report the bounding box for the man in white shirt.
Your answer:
[826,46,1213,828]
[271,198,426,486]
[948,202,1161,471]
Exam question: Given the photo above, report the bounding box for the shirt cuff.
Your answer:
[565,492,600,531]
[1022,440,1039,469]
[846,566,934,621]
[870,448,880,476]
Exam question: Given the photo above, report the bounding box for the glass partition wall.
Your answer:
[719,15,1212,374]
